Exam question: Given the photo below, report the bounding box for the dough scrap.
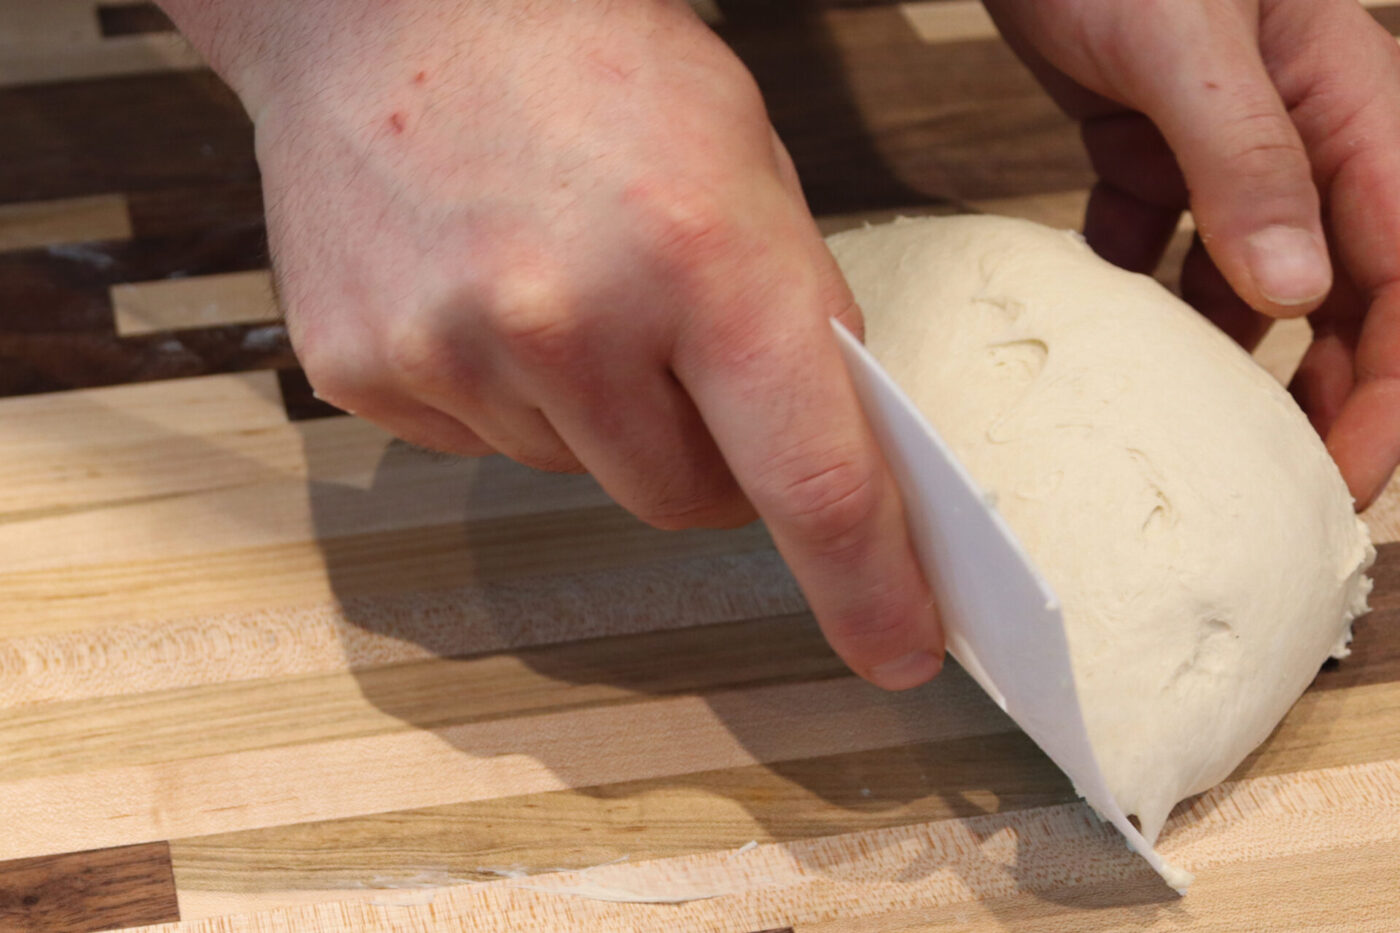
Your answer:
[827,215,1375,844]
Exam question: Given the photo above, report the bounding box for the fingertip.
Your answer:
[1332,440,1393,513]
[867,646,944,691]
[1324,379,1400,513]
[1243,225,1332,315]
[799,535,946,692]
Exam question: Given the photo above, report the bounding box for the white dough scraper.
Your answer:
[832,320,1193,893]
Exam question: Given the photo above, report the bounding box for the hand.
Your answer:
[986,0,1400,508]
[158,0,944,689]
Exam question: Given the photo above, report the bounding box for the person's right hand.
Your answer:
[158,0,944,689]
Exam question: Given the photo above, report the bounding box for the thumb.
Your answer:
[1115,4,1331,315]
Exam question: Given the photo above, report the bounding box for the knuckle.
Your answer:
[633,180,746,270]
[383,319,450,381]
[488,274,583,367]
[1218,112,1310,183]
[297,343,370,414]
[684,307,780,376]
[761,449,881,554]
[640,502,721,532]
[518,450,585,474]
[824,603,913,657]
[381,315,484,398]
[638,485,743,531]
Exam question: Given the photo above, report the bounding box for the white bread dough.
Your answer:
[827,215,1374,843]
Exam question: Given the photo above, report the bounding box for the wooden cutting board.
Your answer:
[2,2,1399,931]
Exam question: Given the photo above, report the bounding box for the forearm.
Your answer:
[155,0,479,119]
[156,0,683,121]
[155,0,287,99]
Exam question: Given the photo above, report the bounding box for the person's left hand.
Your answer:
[985,0,1400,508]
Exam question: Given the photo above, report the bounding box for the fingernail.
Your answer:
[869,650,943,691]
[1245,226,1331,308]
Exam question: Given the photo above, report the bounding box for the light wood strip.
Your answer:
[0,413,598,522]
[1366,476,1400,544]
[901,0,1399,45]
[797,842,1399,932]
[164,675,1400,916]
[0,193,131,251]
[1253,317,1312,385]
[899,1,997,45]
[0,550,803,707]
[0,416,380,519]
[0,672,1013,860]
[0,371,286,450]
[0,32,203,87]
[112,269,279,336]
[0,0,102,44]
[0,506,774,637]
[169,730,1065,918]
[0,612,841,781]
[131,759,1400,933]
[0,444,613,577]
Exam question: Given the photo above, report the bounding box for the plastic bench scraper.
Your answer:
[832,319,1192,892]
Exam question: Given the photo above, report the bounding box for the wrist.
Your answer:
[155,0,298,116]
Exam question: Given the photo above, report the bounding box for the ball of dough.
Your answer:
[827,215,1374,842]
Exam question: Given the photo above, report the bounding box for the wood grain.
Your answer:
[0,843,179,933]
[901,0,1400,45]
[795,842,1400,932]
[123,760,1400,933]
[898,1,996,44]
[165,672,1400,917]
[0,195,131,252]
[0,72,252,205]
[0,371,284,447]
[96,3,176,37]
[0,672,1015,861]
[1,7,1399,932]
[0,551,807,707]
[112,270,278,336]
[0,613,845,782]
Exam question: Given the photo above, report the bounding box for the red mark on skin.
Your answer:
[1205,81,1221,90]
[413,70,427,85]
[586,50,634,83]
[388,112,406,134]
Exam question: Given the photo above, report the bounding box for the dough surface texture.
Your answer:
[827,215,1374,843]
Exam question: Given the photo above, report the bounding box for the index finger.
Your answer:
[672,238,944,691]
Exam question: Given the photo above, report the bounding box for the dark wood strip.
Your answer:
[170,730,1066,891]
[0,324,294,398]
[3,614,847,782]
[164,541,1400,892]
[0,842,179,933]
[1370,5,1400,33]
[0,222,266,336]
[96,3,177,37]
[1314,541,1400,692]
[168,641,1397,894]
[277,367,344,421]
[719,7,1089,211]
[0,72,254,205]
[125,184,264,239]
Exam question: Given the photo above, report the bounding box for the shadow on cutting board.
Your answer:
[296,1,1173,919]
[303,429,1196,920]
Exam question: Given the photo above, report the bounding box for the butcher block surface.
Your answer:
[2,2,1399,931]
